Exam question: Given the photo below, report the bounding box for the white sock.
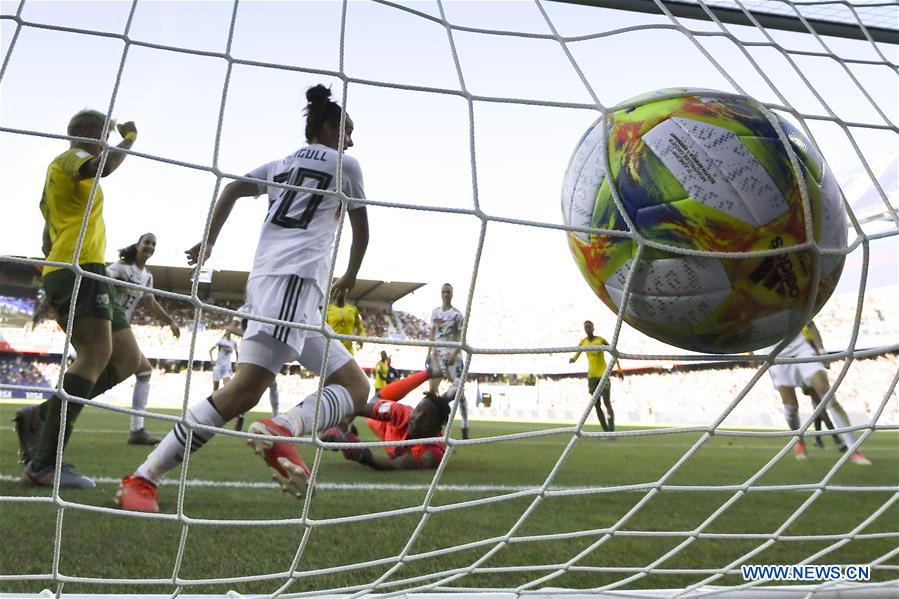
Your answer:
[459,393,468,428]
[269,380,280,417]
[130,371,152,432]
[826,401,858,449]
[274,385,353,437]
[783,404,800,433]
[135,398,225,485]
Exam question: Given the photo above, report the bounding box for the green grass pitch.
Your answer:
[1,403,897,595]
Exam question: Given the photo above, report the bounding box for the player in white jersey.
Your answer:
[118,84,371,512]
[107,233,180,445]
[427,283,469,439]
[767,321,870,465]
[209,330,238,391]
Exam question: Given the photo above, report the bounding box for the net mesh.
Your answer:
[0,0,896,597]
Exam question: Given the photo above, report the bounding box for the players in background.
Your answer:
[427,283,469,439]
[374,350,390,395]
[326,287,366,354]
[231,305,279,432]
[209,329,238,392]
[27,287,52,331]
[22,110,142,488]
[767,321,870,464]
[570,320,622,433]
[107,233,180,445]
[117,84,370,512]
[799,324,844,450]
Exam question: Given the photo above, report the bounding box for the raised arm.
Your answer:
[79,122,137,179]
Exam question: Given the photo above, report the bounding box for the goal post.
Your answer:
[0,0,896,597]
[552,0,899,44]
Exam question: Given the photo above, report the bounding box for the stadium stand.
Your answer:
[1,259,895,428]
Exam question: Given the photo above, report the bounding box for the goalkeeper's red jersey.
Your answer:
[366,399,445,468]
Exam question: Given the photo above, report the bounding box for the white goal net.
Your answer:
[0,0,897,598]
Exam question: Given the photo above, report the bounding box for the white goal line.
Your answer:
[1,474,896,496]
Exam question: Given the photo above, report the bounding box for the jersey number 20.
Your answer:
[270,168,333,229]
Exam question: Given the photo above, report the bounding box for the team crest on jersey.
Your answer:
[378,402,391,415]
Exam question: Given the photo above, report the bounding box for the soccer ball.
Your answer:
[561,88,847,353]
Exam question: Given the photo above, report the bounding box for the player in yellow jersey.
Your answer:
[374,351,391,394]
[570,320,622,433]
[326,287,366,354]
[19,110,144,488]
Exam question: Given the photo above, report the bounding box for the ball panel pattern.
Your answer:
[561,88,847,353]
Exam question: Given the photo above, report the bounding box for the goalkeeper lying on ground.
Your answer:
[323,369,452,470]
[267,370,453,494]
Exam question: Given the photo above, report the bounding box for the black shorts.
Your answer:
[588,377,610,401]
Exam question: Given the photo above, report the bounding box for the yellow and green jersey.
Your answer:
[374,359,390,390]
[572,335,608,378]
[327,303,365,335]
[40,148,105,276]
[326,302,365,353]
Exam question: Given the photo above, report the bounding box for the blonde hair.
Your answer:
[67,109,110,137]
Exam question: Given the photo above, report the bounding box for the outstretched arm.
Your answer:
[185,179,260,265]
[148,296,180,338]
[344,446,421,470]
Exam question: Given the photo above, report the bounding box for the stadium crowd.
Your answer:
[2,350,895,427]
[1,285,896,428]
[0,356,51,389]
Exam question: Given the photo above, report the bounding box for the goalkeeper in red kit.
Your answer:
[318,369,452,470]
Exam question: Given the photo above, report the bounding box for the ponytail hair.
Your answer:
[304,84,344,143]
[118,232,154,264]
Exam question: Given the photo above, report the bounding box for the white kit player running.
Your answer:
[107,233,180,445]
[117,84,371,513]
[209,331,238,391]
[767,321,871,465]
[427,283,469,439]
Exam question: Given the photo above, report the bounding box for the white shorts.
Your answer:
[212,363,233,382]
[238,274,353,376]
[769,349,825,390]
